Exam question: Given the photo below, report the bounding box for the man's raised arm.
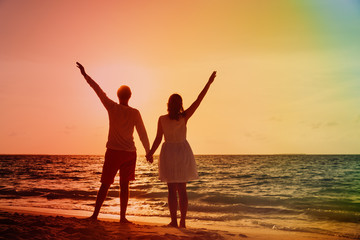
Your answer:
[76,62,113,108]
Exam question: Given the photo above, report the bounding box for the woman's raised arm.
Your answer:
[184,71,216,121]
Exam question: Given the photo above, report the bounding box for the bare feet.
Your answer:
[179,219,186,228]
[86,214,98,221]
[167,221,178,228]
[120,218,133,224]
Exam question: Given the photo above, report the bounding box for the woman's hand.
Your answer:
[209,71,216,84]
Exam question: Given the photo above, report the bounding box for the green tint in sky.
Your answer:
[0,0,359,154]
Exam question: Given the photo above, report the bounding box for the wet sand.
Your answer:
[0,206,352,240]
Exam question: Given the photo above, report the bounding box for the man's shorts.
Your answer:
[101,149,137,185]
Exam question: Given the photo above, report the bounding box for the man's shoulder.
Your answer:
[115,104,137,111]
[124,106,142,118]
[128,106,140,113]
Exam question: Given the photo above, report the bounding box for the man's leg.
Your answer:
[167,183,178,227]
[91,149,117,220]
[118,150,136,223]
[90,183,111,220]
[120,180,131,223]
[177,183,188,228]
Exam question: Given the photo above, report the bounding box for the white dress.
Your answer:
[158,115,198,183]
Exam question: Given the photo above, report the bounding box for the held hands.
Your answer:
[76,62,87,76]
[209,71,217,84]
[146,154,153,163]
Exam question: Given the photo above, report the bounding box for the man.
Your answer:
[76,62,153,223]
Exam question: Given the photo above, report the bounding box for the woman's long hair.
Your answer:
[167,94,185,120]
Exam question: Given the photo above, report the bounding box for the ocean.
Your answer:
[0,155,359,238]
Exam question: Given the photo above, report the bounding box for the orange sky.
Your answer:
[1,1,360,154]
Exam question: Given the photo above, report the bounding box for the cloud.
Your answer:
[244,131,267,141]
[63,125,77,135]
[326,121,338,127]
[268,116,283,122]
[65,125,77,130]
[311,122,322,129]
[311,121,339,129]
[8,131,18,137]
[356,115,360,123]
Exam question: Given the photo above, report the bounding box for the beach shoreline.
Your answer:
[0,205,353,240]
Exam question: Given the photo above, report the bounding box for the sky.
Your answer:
[1,0,360,155]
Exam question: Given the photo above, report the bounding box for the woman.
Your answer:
[146,71,217,227]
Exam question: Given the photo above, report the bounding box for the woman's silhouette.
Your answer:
[147,71,217,227]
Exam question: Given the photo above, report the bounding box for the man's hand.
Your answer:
[76,62,87,76]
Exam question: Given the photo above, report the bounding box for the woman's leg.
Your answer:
[177,183,188,228]
[167,183,178,227]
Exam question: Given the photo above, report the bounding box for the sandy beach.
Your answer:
[0,206,353,240]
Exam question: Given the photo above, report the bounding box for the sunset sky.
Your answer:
[1,0,360,155]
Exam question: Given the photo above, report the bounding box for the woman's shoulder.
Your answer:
[159,114,169,121]
[160,114,186,124]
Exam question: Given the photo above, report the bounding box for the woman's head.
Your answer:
[167,94,184,120]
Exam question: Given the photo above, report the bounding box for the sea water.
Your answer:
[0,155,359,238]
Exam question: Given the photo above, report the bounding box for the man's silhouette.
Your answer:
[76,62,152,223]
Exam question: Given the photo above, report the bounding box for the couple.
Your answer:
[76,62,216,228]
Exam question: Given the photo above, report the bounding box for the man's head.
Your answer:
[117,85,132,102]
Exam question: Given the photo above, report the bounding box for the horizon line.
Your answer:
[1,153,359,156]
